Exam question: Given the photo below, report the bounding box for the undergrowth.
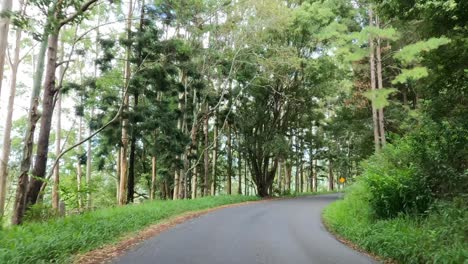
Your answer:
[323,183,467,263]
[0,195,258,264]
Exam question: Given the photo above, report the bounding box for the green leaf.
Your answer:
[363,88,397,109]
[392,67,429,84]
[394,37,451,65]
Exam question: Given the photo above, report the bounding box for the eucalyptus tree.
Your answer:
[13,0,100,225]
[0,0,12,100]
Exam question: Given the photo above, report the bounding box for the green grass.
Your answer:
[0,195,259,264]
[322,184,468,263]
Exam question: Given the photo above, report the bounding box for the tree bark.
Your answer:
[227,123,232,195]
[368,8,381,153]
[203,109,209,196]
[150,156,157,200]
[237,136,242,195]
[0,21,21,217]
[76,116,83,209]
[119,0,133,205]
[52,92,61,210]
[127,94,138,203]
[375,15,386,147]
[211,116,218,195]
[26,32,60,207]
[0,0,12,99]
[328,160,334,191]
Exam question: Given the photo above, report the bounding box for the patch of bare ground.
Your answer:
[75,199,271,264]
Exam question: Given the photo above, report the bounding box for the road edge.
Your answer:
[321,208,396,264]
[74,199,271,264]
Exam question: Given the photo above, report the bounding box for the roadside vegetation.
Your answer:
[324,133,467,263]
[0,195,258,263]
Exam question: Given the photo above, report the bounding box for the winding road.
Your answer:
[113,194,377,264]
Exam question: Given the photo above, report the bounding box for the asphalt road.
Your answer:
[114,194,377,264]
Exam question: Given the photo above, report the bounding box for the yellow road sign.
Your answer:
[339,177,346,183]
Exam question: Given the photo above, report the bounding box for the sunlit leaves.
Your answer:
[392,67,429,84]
[394,37,451,65]
[363,88,397,109]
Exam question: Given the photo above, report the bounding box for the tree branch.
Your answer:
[59,0,99,27]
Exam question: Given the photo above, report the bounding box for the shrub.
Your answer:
[361,141,432,218]
[323,184,468,263]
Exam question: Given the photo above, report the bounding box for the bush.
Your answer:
[361,141,432,218]
[323,184,468,263]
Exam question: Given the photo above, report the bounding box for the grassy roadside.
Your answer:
[322,184,467,263]
[0,195,259,264]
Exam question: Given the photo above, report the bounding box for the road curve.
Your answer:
[113,194,377,264]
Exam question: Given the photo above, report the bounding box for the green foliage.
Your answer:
[394,37,451,66]
[361,141,432,218]
[323,184,468,263]
[392,66,429,84]
[363,88,397,109]
[0,196,259,263]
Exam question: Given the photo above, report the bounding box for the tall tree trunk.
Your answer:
[127,94,138,203]
[0,21,21,217]
[376,15,386,147]
[116,149,120,202]
[85,107,93,208]
[203,109,209,196]
[226,123,232,195]
[191,161,197,199]
[119,0,133,205]
[237,137,242,195]
[26,31,60,207]
[328,160,334,191]
[211,116,218,195]
[312,159,317,192]
[52,92,61,210]
[12,13,53,224]
[76,116,83,209]
[0,0,12,99]
[286,162,291,192]
[277,160,282,194]
[368,8,381,153]
[150,155,157,200]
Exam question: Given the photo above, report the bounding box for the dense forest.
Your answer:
[0,0,466,244]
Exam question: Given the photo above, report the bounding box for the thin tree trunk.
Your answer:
[368,8,380,153]
[119,0,133,205]
[52,93,61,210]
[76,116,83,209]
[0,21,21,217]
[328,160,334,191]
[226,123,232,195]
[211,116,218,195]
[277,160,282,194]
[286,162,292,192]
[85,107,93,208]
[203,109,209,196]
[0,0,12,99]
[127,94,138,203]
[150,155,157,200]
[116,149,120,202]
[12,11,53,224]
[237,138,242,195]
[312,160,317,192]
[376,15,386,147]
[26,31,60,207]
[191,162,197,199]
